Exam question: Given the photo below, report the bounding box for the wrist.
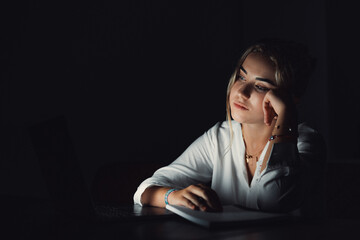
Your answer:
[164,188,177,205]
[271,111,298,141]
[270,120,298,142]
[274,109,297,131]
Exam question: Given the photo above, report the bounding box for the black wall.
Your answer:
[1,0,359,208]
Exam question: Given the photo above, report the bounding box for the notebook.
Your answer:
[27,115,173,222]
[166,204,292,228]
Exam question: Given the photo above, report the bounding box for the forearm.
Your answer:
[261,107,298,173]
[140,184,223,212]
[141,186,172,208]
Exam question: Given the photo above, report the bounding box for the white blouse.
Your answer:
[133,120,325,213]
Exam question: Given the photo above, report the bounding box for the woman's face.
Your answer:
[229,52,277,125]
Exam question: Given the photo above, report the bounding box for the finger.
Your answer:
[176,194,196,210]
[267,108,276,125]
[264,101,278,126]
[195,184,215,211]
[191,185,222,211]
[203,194,222,212]
[183,192,207,211]
[186,186,210,209]
[263,101,271,126]
[267,104,276,125]
[198,185,222,211]
[182,198,196,210]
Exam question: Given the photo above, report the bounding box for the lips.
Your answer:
[233,102,249,110]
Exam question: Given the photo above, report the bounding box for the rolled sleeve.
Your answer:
[133,125,217,205]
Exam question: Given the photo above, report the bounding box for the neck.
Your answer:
[241,122,274,152]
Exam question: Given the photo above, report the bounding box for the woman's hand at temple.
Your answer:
[168,184,223,212]
[262,89,296,127]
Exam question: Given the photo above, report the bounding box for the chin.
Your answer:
[231,114,265,125]
[230,112,247,123]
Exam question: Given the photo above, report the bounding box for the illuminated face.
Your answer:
[229,53,277,125]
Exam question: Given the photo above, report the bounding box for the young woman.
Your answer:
[133,39,325,214]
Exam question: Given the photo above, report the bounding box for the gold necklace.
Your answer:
[245,149,263,163]
[242,131,265,164]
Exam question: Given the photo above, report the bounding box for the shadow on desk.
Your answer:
[1,194,359,240]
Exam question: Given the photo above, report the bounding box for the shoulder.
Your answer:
[202,120,240,150]
[199,120,235,146]
[205,120,238,139]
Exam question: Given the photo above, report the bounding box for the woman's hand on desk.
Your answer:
[169,184,223,212]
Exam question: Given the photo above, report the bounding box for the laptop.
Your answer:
[166,204,292,229]
[26,115,173,223]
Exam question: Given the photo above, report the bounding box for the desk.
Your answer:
[2,195,359,240]
[43,217,358,240]
[92,218,358,240]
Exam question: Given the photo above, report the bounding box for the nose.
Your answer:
[237,83,251,99]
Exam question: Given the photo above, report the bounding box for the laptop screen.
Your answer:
[27,116,95,219]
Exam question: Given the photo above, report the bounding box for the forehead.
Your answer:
[241,52,276,81]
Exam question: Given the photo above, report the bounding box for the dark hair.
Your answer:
[247,38,316,98]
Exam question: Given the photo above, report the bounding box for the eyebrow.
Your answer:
[239,66,247,74]
[255,77,276,86]
[240,65,276,86]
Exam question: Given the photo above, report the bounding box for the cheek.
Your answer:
[254,94,265,104]
[252,94,266,111]
[229,86,236,100]
[230,81,242,97]
[229,89,235,100]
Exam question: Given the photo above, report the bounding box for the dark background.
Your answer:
[1,0,359,216]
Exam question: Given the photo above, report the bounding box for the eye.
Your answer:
[236,74,246,81]
[255,85,270,92]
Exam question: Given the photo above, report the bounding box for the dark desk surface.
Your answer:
[2,195,359,240]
